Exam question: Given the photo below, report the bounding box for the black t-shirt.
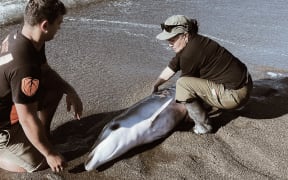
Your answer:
[0,30,46,128]
[168,34,248,89]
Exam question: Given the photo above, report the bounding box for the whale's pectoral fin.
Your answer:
[150,98,173,123]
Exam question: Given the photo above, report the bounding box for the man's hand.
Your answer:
[45,151,67,172]
[66,92,83,120]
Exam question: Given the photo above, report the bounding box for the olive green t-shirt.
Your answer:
[168,34,248,90]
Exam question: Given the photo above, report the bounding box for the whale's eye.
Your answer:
[110,123,120,130]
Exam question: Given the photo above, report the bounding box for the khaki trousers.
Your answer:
[175,76,253,109]
[0,124,45,172]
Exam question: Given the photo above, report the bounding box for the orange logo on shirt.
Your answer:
[21,77,39,96]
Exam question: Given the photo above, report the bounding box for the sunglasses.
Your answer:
[160,23,186,32]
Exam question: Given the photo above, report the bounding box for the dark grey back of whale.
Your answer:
[85,86,187,171]
[91,87,176,148]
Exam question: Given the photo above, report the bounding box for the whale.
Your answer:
[84,87,187,171]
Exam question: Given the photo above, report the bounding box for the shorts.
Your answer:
[0,123,45,172]
[175,75,253,109]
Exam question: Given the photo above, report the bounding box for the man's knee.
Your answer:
[176,77,189,88]
[176,80,199,102]
[0,151,47,173]
[0,157,27,172]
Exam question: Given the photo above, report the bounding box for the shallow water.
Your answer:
[1,0,287,69]
[0,0,106,25]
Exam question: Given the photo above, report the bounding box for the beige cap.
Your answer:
[156,15,190,40]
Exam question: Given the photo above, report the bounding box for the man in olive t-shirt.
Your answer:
[0,0,83,173]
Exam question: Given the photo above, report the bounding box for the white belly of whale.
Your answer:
[85,98,173,171]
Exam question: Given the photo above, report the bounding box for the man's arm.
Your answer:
[41,63,83,119]
[15,102,66,172]
[153,66,176,93]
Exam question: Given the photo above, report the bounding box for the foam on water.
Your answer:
[0,0,27,25]
[0,0,101,26]
[66,17,158,29]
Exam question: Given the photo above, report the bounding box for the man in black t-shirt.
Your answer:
[153,15,252,134]
[0,0,83,173]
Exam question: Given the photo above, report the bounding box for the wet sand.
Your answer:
[1,0,288,179]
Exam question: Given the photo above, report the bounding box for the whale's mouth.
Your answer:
[110,123,120,130]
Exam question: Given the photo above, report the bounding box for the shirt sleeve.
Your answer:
[10,65,41,104]
[168,55,180,73]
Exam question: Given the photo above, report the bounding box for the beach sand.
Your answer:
[1,0,288,179]
[2,75,288,180]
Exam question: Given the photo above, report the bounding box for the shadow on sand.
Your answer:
[51,77,288,173]
[210,77,288,131]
